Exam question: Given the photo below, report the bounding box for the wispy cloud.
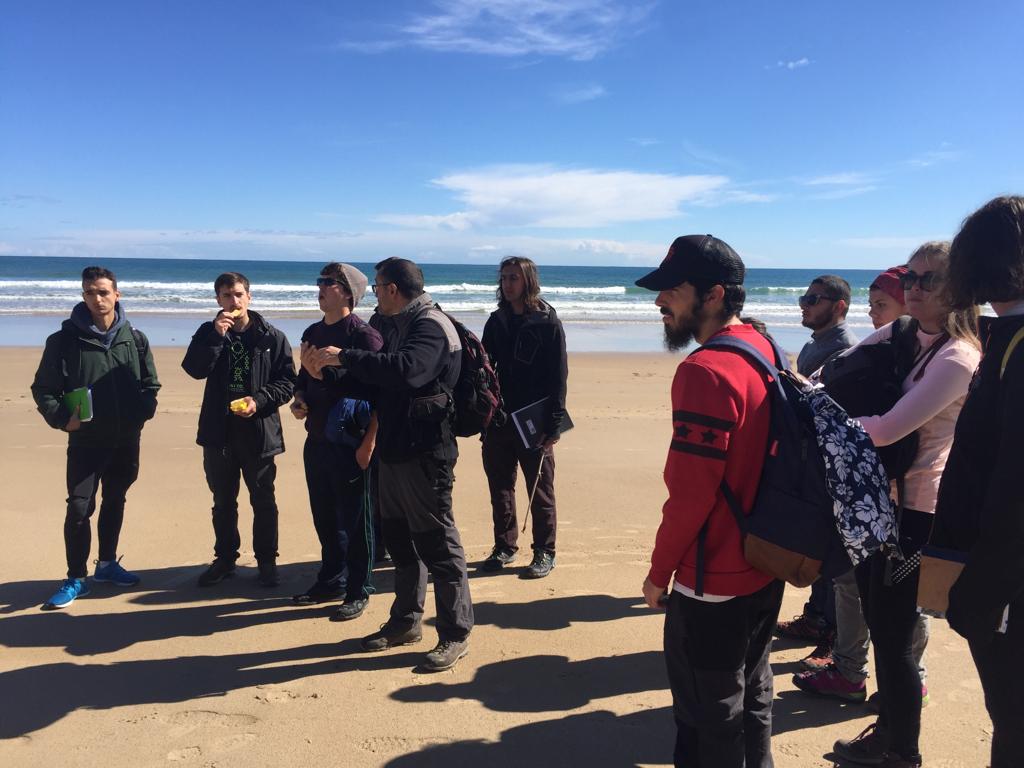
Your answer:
[338,0,656,61]
[837,236,947,250]
[772,57,810,70]
[801,171,878,199]
[628,137,660,147]
[373,212,480,231]
[0,193,60,207]
[907,145,963,168]
[554,83,607,104]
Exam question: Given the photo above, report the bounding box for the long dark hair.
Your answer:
[946,195,1024,310]
[496,256,542,311]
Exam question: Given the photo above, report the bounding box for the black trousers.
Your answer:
[664,579,784,768]
[202,428,279,563]
[855,508,932,761]
[302,438,373,600]
[64,438,140,579]
[378,454,473,642]
[481,420,556,554]
[969,595,1024,768]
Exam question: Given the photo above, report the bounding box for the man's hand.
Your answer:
[214,311,236,337]
[540,435,560,450]
[290,395,308,421]
[312,346,342,370]
[355,440,374,470]
[64,405,82,432]
[232,396,258,418]
[642,577,668,611]
[299,342,324,380]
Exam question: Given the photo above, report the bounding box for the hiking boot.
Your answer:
[775,614,829,643]
[798,637,835,671]
[42,578,90,610]
[93,557,141,587]
[256,560,279,587]
[834,722,889,765]
[292,581,345,605]
[867,685,929,713]
[479,546,516,572]
[793,663,867,702]
[422,639,469,672]
[198,558,236,587]
[361,621,423,652]
[877,753,922,768]
[331,598,368,622]
[524,550,555,579]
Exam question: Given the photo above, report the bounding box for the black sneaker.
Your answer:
[422,639,469,672]
[524,550,555,579]
[479,546,517,572]
[834,722,889,765]
[361,621,423,652]
[292,582,345,605]
[257,560,279,587]
[331,598,368,622]
[198,558,236,587]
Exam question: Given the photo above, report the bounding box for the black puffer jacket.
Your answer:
[482,299,568,437]
[181,311,296,458]
[932,313,1024,643]
[341,293,461,463]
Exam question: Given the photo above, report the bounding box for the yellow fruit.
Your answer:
[229,398,248,412]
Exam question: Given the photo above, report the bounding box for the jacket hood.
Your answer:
[490,298,558,329]
[69,301,127,348]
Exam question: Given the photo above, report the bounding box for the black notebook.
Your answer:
[510,397,573,450]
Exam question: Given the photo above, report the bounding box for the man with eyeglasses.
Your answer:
[307,257,473,672]
[182,272,296,589]
[290,263,383,621]
[776,274,859,662]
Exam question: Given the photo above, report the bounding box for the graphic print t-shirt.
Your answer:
[226,327,252,398]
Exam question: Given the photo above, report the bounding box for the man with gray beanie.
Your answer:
[290,263,383,620]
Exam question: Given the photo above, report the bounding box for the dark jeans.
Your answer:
[803,576,836,632]
[302,438,373,600]
[969,595,1024,768]
[481,420,556,553]
[64,438,140,579]
[855,508,932,761]
[202,428,279,563]
[378,454,473,642]
[664,579,785,768]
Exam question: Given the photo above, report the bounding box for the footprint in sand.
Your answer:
[167,745,202,761]
[163,710,259,737]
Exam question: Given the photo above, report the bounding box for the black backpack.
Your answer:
[426,308,505,438]
[697,335,898,591]
[819,318,919,480]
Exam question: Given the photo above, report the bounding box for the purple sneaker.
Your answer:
[794,663,867,702]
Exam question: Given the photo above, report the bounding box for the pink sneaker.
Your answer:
[793,663,867,702]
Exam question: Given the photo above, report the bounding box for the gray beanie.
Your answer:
[336,264,369,309]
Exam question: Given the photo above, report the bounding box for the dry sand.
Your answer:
[0,348,991,767]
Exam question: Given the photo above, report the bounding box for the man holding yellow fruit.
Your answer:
[182,272,296,588]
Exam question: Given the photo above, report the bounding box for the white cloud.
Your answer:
[907,147,963,168]
[418,164,729,227]
[554,83,607,104]
[339,0,656,61]
[628,137,660,147]
[810,186,877,200]
[836,236,947,250]
[774,57,810,70]
[803,172,875,187]
[372,212,480,231]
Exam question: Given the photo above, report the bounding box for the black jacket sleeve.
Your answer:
[136,330,161,421]
[181,322,226,380]
[342,318,449,391]
[947,356,1024,644]
[253,330,296,414]
[545,318,569,437]
[30,332,72,430]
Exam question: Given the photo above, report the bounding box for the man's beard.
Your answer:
[662,297,707,352]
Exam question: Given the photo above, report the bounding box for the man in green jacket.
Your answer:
[31,266,161,609]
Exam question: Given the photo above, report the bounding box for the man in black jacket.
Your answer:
[479,256,568,578]
[182,272,296,588]
[32,266,161,609]
[311,257,473,672]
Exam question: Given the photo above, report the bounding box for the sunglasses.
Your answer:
[316,277,340,287]
[371,282,394,294]
[899,271,943,292]
[798,293,836,308]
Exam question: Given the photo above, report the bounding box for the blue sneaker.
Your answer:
[93,557,141,587]
[43,578,91,610]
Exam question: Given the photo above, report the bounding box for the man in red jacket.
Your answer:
[638,234,784,768]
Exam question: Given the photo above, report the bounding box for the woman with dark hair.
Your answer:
[479,256,568,579]
[833,242,981,768]
[929,195,1024,768]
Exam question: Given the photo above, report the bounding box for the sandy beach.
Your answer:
[0,348,991,768]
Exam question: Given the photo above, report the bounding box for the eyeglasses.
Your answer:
[798,293,836,308]
[316,277,339,287]
[899,271,943,292]
[371,282,394,294]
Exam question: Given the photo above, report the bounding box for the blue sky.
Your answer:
[2,0,1022,268]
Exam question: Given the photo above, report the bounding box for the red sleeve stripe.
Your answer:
[672,410,736,431]
[670,440,727,460]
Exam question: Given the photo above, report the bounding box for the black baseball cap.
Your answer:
[635,234,745,291]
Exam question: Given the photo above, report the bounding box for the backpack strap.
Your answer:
[1000,326,1024,380]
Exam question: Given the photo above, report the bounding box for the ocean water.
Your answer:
[0,255,886,353]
